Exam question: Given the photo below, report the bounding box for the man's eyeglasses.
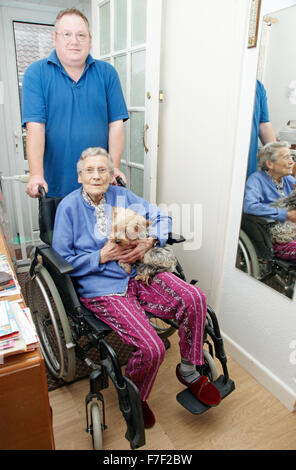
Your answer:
[55,31,90,43]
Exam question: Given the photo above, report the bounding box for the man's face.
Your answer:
[54,14,91,68]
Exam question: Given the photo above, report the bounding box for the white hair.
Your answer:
[77,147,114,175]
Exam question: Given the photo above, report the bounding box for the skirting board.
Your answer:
[221,330,296,412]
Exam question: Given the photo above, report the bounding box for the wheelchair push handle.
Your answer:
[38,185,46,198]
[116,176,126,188]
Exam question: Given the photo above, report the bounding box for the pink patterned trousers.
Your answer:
[81,272,207,401]
[273,240,296,260]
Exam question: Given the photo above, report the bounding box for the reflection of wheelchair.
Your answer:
[26,190,234,450]
[237,213,296,298]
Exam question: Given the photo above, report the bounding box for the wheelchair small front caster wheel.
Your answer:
[90,402,103,450]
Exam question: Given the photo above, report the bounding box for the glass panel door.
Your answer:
[93,0,162,201]
[96,0,147,197]
[1,6,57,255]
[13,21,54,159]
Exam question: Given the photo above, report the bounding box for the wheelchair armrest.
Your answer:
[253,216,275,226]
[35,245,74,275]
[243,213,275,226]
[166,233,186,245]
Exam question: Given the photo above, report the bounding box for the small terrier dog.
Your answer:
[109,207,177,284]
[270,189,296,210]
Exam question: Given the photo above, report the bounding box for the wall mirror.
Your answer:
[236,3,296,299]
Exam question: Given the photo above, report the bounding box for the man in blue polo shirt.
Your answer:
[246,80,276,178]
[22,8,129,198]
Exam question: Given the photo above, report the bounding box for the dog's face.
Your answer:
[110,207,149,246]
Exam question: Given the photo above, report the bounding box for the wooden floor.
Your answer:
[49,334,296,450]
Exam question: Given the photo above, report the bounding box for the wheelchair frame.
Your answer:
[237,213,296,298]
[26,191,235,450]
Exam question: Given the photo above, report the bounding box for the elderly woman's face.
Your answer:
[78,155,112,203]
[267,147,294,180]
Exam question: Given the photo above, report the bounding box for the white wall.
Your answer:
[157,0,250,306]
[217,0,296,411]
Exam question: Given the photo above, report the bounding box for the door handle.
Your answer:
[143,123,149,154]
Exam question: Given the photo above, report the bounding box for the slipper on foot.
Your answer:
[141,400,156,428]
[176,364,221,406]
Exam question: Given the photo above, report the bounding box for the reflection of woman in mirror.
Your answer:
[244,142,296,260]
[247,81,276,179]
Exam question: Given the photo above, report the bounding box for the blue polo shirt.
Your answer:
[22,50,129,197]
[247,80,270,178]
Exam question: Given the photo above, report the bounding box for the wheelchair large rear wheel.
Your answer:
[148,316,177,339]
[236,229,260,279]
[28,264,76,382]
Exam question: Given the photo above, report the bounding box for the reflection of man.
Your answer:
[247,80,276,178]
[22,8,129,198]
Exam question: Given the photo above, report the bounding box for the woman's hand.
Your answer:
[100,240,135,264]
[286,210,296,223]
[118,238,156,264]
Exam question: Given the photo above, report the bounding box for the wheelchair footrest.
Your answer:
[176,375,235,415]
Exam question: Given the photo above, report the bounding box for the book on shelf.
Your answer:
[0,271,16,292]
[10,302,39,349]
[0,253,20,297]
[0,300,39,359]
[0,279,16,291]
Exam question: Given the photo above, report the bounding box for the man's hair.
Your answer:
[257,141,289,171]
[55,8,90,31]
[77,147,114,175]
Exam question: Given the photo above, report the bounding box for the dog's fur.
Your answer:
[270,189,296,210]
[268,190,296,244]
[109,207,177,284]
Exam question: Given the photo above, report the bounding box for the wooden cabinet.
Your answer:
[0,226,55,449]
[0,350,55,449]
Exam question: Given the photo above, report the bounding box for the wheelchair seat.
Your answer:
[237,213,296,298]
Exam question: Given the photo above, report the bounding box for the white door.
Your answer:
[91,0,163,202]
[0,6,57,258]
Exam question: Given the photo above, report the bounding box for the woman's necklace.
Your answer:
[265,171,285,196]
[82,189,108,236]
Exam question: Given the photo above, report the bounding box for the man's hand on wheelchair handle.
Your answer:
[26,174,48,198]
[111,168,127,186]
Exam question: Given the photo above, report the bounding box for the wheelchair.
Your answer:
[26,188,235,450]
[236,213,296,298]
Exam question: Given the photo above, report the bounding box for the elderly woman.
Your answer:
[243,141,296,260]
[52,147,221,428]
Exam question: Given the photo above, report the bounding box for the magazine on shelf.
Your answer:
[0,300,19,340]
[0,300,39,358]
